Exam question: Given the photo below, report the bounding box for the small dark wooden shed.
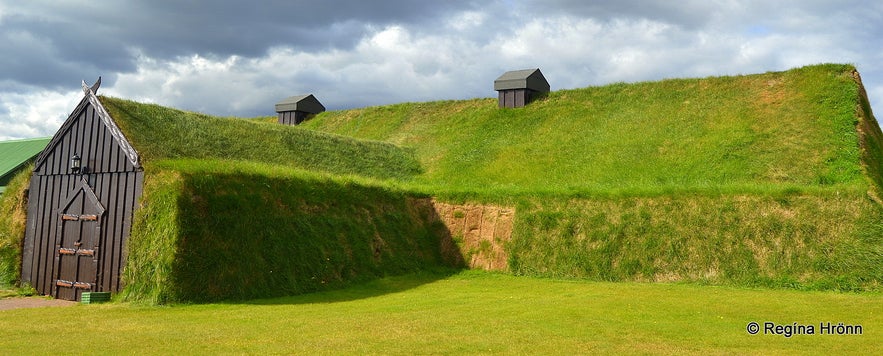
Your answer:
[21,79,144,301]
[494,68,550,108]
[275,94,325,125]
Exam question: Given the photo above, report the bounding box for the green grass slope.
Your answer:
[101,96,421,181]
[3,98,434,301]
[300,64,871,196]
[0,167,31,289]
[120,159,459,304]
[510,194,883,291]
[101,97,458,302]
[7,64,881,301]
[295,64,883,291]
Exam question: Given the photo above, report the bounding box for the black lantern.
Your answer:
[70,154,81,173]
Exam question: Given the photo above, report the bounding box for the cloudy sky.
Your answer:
[1,0,882,140]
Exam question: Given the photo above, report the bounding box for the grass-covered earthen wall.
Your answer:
[508,193,883,291]
[0,168,31,288]
[120,160,461,304]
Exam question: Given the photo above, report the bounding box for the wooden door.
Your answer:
[53,178,105,301]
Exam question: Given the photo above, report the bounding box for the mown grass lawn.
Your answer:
[1,271,879,354]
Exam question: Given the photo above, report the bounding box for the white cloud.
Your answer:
[94,13,883,120]
[108,24,494,115]
[107,53,262,113]
[0,89,80,140]
[3,2,883,140]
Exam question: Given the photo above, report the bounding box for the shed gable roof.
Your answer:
[494,68,550,93]
[33,81,140,173]
[275,94,326,114]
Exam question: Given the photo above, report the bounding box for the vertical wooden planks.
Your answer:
[278,111,309,125]
[497,89,538,108]
[96,173,111,291]
[22,96,144,300]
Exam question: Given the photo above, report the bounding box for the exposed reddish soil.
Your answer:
[427,199,515,271]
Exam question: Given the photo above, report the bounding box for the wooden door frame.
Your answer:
[51,177,106,300]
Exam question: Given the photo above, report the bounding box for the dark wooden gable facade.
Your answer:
[494,68,550,108]
[275,94,325,125]
[22,80,144,301]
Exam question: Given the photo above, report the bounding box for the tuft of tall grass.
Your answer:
[0,167,32,288]
[118,169,186,304]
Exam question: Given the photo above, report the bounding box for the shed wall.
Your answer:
[22,98,143,300]
[278,111,309,125]
[498,89,534,108]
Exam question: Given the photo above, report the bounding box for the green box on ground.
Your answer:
[81,292,111,304]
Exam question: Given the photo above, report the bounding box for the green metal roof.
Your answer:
[0,137,51,187]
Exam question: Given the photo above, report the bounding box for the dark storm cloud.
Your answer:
[96,1,473,57]
[0,20,120,89]
[522,0,720,28]
[0,0,475,89]
[3,0,883,140]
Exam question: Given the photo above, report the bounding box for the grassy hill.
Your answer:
[97,98,455,303]
[119,159,456,304]
[291,63,883,291]
[0,168,30,289]
[297,64,874,197]
[101,97,422,181]
[4,63,881,301]
[2,98,442,303]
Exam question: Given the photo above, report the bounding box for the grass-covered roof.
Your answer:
[8,63,879,300]
[295,63,883,198]
[99,97,421,181]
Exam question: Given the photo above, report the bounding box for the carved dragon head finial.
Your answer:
[81,76,102,95]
